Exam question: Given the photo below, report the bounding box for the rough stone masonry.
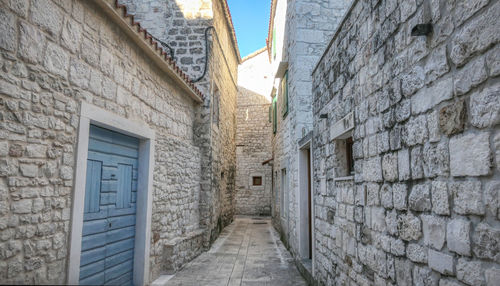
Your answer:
[312,0,500,285]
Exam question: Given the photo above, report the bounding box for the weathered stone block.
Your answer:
[0,142,8,157]
[403,115,428,146]
[409,184,431,212]
[397,149,410,181]
[413,265,439,286]
[454,0,489,27]
[428,249,454,275]
[26,145,46,158]
[495,131,500,172]
[485,267,500,286]
[431,181,449,215]
[0,8,16,52]
[427,110,440,142]
[401,66,425,97]
[382,153,398,182]
[61,18,82,54]
[30,0,64,37]
[412,77,453,115]
[380,184,393,209]
[423,141,449,178]
[410,146,424,179]
[450,180,485,215]
[422,215,446,250]
[456,259,484,285]
[447,218,471,256]
[486,45,500,77]
[407,243,427,263]
[395,257,413,286]
[470,84,500,128]
[19,21,45,64]
[450,132,491,177]
[44,42,69,78]
[69,60,90,88]
[472,222,500,262]
[386,210,398,235]
[363,156,383,182]
[439,100,466,136]
[450,0,500,66]
[393,183,408,210]
[20,164,37,178]
[398,212,421,241]
[11,200,32,214]
[425,45,449,84]
[454,56,487,96]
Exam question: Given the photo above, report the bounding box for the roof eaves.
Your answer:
[93,0,204,103]
[220,0,242,64]
[241,47,267,62]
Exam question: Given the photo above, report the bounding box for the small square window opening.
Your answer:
[252,176,262,186]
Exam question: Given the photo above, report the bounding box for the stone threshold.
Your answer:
[295,258,315,286]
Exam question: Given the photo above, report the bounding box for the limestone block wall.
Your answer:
[270,0,351,257]
[118,0,239,247]
[312,0,500,285]
[0,0,205,283]
[235,50,273,216]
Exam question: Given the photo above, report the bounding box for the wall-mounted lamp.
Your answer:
[320,114,328,119]
[411,23,433,36]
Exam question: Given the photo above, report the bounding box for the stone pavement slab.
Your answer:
[155,216,307,286]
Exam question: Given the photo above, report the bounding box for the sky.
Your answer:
[227,0,271,58]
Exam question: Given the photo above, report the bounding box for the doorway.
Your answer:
[299,145,312,259]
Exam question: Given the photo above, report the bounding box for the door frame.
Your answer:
[298,138,315,265]
[68,102,155,285]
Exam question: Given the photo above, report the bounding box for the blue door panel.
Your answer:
[80,247,106,267]
[79,271,105,286]
[105,249,134,269]
[105,260,134,281]
[81,232,106,251]
[84,160,102,213]
[106,238,135,257]
[80,125,139,285]
[106,271,133,286]
[88,138,139,158]
[117,164,133,208]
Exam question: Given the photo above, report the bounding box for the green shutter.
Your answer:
[269,105,272,123]
[282,71,288,118]
[273,96,277,134]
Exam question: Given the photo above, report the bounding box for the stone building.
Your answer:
[118,0,240,248]
[312,0,500,285]
[0,0,238,284]
[266,0,351,278]
[235,48,273,216]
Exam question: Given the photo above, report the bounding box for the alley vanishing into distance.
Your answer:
[157,217,307,286]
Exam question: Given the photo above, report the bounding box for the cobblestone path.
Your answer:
[155,216,307,286]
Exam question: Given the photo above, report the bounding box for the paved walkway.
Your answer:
[156,216,307,286]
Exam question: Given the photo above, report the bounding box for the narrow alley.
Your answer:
[155,217,307,286]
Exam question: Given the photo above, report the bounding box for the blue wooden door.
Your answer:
[79,125,139,285]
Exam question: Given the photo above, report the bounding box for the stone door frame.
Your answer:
[67,102,155,285]
[298,137,315,270]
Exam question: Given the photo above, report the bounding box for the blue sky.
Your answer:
[227,0,271,58]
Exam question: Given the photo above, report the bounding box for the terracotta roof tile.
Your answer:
[114,0,204,101]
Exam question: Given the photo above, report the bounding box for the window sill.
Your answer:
[334,176,354,182]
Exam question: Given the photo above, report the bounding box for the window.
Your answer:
[252,176,262,186]
[281,70,288,118]
[212,84,220,126]
[272,96,277,134]
[346,137,354,175]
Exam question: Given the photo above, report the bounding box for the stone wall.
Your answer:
[270,0,351,260]
[0,0,207,283]
[235,50,273,216]
[312,0,500,285]
[117,0,239,248]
